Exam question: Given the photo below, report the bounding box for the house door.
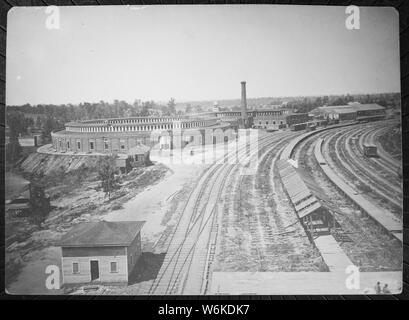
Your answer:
[90,260,99,281]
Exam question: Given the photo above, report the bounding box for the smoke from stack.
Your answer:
[241,81,248,128]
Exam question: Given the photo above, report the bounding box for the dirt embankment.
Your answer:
[378,126,402,160]
[20,152,103,176]
[6,151,170,292]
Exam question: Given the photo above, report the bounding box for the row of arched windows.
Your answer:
[67,121,207,133]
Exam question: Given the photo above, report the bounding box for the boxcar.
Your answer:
[266,127,278,132]
[306,124,316,132]
[363,143,377,157]
[290,123,307,131]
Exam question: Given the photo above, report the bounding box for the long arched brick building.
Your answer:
[51,115,234,154]
[51,82,309,155]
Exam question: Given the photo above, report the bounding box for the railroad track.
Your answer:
[373,123,402,164]
[218,131,322,273]
[149,161,227,294]
[356,125,401,183]
[153,164,218,251]
[327,125,402,211]
[293,126,402,270]
[318,137,402,241]
[345,127,402,196]
[149,130,300,294]
[358,126,400,178]
[362,125,401,173]
[247,136,292,270]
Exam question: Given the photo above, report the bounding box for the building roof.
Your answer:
[312,106,355,114]
[349,103,385,111]
[58,221,145,248]
[312,103,385,115]
[127,144,150,155]
[329,107,356,114]
[296,167,330,204]
[277,160,329,219]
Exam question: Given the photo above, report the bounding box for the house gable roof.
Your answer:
[58,221,145,248]
[127,144,150,155]
[312,103,384,115]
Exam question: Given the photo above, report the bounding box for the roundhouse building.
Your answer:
[51,116,233,154]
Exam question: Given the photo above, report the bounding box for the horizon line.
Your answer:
[7,91,401,108]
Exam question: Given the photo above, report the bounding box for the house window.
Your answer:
[72,262,80,274]
[104,139,109,150]
[110,261,118,273]
[120,139,126,150]
[77,140,81,150]
[67,141,70,149]
[89,141,95,150]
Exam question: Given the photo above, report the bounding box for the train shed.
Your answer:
[310,103,385,122]
[277,159,333,235]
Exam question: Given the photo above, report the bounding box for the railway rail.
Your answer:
[215,130,323,276]
[282,122,402,271]
[150,120,402,294]
[362,125,401,173]
[326,125,402,213]
[316,137,402,242]
[358,126,400,178]
[149,130,302,294]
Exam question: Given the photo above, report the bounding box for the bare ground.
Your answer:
[214,134,324,272]
[297,131,402,272]
[5,161,170,293]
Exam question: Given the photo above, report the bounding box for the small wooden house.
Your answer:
[127,144,150,167]
[58,220,145,286]
[115,144,151,173]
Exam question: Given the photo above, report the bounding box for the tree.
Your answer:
[6,112,23,163]
[167,98,176,115]
[35,116,43,129]
[97,155,120,199]
[185,103,192,114]
[193,105,203,113]
[30,184,50,228]
[41,116,57,143]
[7,111,24,138]
[6,138,22,163]
[140,103,150,117]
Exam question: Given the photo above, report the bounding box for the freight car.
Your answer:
[363,143,378,157]
[314,119,328,127]
[290,123,307,131]
[290,121,318,132]
[356,115,386,123]
[306,123,316,132]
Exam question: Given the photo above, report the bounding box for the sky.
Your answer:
[6,5,400,105]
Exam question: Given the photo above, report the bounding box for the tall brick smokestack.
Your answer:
[241,81,248,128]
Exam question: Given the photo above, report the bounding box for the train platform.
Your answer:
[210,271,401,295]
[315,235,354,273]
[315,140,402,242]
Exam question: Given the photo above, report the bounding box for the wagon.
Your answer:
[290,123,307,131]
[363,143,377,157]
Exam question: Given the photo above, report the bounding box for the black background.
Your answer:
[0,0,408,304]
